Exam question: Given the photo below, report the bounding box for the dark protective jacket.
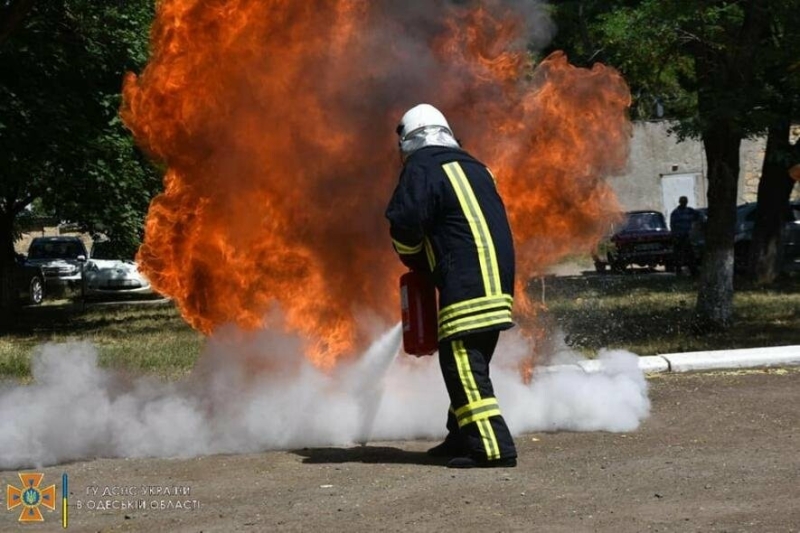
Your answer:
[385,145,515,341]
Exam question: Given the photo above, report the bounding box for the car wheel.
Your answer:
[29,276,44,305]
[610,261,627,273]
[605,253,623,273]
[606,253,623,273]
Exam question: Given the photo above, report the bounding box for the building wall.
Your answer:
[610,120,800,215]
[738,125,800,202]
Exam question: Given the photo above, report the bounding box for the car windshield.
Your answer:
[621,213,666,232]
[28,240,85,260]
[91,241,135,260]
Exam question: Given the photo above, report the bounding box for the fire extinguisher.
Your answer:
[400,270,438,356]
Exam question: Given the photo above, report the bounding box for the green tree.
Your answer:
[748,4,800,284]
[551,1,798,329]
[545,0,696,120]
[0,0,159,316]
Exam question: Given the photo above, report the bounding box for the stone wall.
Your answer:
[612,120,800,213]
[742,125,800,203]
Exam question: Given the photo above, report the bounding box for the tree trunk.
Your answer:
[0,0,36,46]
[750,118,796,284]
[695,124,740,330]
[690,2,769,331]
[0,209,18,329]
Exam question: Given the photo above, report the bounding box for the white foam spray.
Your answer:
[0,324,649,469]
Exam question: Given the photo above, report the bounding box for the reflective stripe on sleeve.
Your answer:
[392,238,423,255]
[423,238,436,271]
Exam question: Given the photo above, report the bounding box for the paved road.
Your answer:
[2,369,798,532]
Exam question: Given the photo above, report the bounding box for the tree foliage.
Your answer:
[546,0,696,121]
[0,0,159,258]
[549,1,799,328]
[0,0,158,318]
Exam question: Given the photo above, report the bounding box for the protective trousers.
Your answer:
[439,330,517,461]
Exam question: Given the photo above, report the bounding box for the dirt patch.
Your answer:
[1,369,798,532]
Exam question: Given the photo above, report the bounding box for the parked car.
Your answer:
[593,210,674,272]
[11,253,45,305]
[25,236,88,295]
[82,240,154,300]
[691,202,800,272]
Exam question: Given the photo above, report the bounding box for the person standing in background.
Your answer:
[670,196,699,276]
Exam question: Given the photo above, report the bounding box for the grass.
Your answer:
[0,272,798,379]
[540,270,800,356]
[0,300,202,380]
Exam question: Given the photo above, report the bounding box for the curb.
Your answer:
[539,345,800,375]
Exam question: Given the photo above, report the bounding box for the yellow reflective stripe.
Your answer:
[453,162,502,294]
[454,397,499,419]
[392,238,423,255]
[458,407,502,427]
[455,398,501,427]
[452,341,501,460]
[478,419,501,460]
[442,162,501,296]
[438,310,513,340]
[439,294,513,324]
[453,340,480,404]
[423,238,436,271]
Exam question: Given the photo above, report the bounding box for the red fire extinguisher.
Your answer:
[400,270,438,356]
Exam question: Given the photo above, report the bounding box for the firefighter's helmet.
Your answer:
[396,104,453,140]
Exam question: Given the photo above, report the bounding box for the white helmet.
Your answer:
[396,103,453,140]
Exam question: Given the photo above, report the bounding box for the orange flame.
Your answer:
[121,1,631,368]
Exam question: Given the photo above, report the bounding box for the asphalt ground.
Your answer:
[1,367,798,533]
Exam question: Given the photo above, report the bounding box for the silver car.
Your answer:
[82,241,154,299]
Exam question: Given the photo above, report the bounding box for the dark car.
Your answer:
[691,202,800,272]
[11,253,45,305]
[25,236,88,294]
[593,211,674,272]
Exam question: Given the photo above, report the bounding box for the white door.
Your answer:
[661,174,698,228]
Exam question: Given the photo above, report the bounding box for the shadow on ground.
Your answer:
[293,446,445,466]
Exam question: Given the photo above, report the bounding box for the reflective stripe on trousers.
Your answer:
[438,331,517,461]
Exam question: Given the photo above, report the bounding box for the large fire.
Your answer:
[121,0,631,368]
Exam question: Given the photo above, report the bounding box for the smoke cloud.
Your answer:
[0,328,649,469]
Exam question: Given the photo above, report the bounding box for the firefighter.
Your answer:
[385,103,517,468]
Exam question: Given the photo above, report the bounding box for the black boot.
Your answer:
[447,455,517,469]
[426,438,468,458]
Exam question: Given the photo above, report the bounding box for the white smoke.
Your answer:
[0,324,649,469]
